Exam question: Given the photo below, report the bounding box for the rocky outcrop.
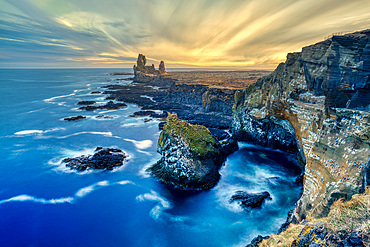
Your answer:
[77,101,96,105]
[232,30,370,221]
[63,147,127,171]
[78,101,127,111]
[230,191,272,210]
[148,114,237,190]
[292,223,368,247]
[133,54,166,82]
[64,115,86,121]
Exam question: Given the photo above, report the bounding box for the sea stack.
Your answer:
[148,113,237,190]
[133,54,166,82]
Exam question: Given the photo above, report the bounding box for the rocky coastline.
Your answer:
[233,30,370,224]
[64,30,369,246]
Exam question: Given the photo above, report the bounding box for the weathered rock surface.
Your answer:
[133,54,166,82]
[230,191,272,210]
[63,147,126,171]
[147,114,237,190]
[79,101,127,111]
[292,223,368,247]
[64,115,86,121]
[77,101,96,105]
[232,30,370,221]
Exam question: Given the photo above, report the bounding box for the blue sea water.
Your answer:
[0,69,302,247]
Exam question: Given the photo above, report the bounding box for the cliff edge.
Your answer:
[233,30,370,221]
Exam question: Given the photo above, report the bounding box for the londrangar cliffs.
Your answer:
[121,30,369,225]
[232,29,370,221]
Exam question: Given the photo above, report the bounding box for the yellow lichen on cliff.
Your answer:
[260,187,370,246]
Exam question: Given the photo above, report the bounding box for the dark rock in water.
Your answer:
[143,118,152,122]
[129,110,156,117]
[246,235,270,247]
[64,115,86,121]
[91,91,101,94]
[230,191,271,210]
[63,147,126,171]
[79,101,127,111]
[96,115,114,119]
[77,101,96,105]
[130,110,167,119]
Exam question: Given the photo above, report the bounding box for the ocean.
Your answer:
[0,68,302,247]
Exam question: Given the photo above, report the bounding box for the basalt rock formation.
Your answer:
[232,30,370,222]
[133,54,166,82]
[148,114,237,190]
[63,147,127,171]
[230,191,272,210]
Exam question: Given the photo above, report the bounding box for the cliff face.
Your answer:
[233,30,370,221]
[148,114,237,190]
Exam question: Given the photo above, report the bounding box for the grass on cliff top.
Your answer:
[163,114,218,155]
[260,187,370,247]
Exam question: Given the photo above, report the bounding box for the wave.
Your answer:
[0,180,133,206]
[39,131,121,140]
[43,93,75,103]
[136,190,172,220]
[14,130,44,135]
[124,138,153,149]
[14,127,65,136]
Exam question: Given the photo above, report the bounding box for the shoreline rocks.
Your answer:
[147,114,237,190]
[79,101,127,111]
[77,101,96,105]
[64,115,86,121]
[230,191,272,210]
[63,147,127,171]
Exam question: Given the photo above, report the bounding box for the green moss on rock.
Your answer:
[163,113,219,156]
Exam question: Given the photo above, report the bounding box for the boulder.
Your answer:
[230,191,272,210]
[63,147,126,171]
[64,115,86,121]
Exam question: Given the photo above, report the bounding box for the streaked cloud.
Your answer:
[0,0,370,68]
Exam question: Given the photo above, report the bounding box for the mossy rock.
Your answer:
[161,113,220,156]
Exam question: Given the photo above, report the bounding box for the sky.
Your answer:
[1,0,370,69]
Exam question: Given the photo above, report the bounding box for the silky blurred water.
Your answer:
[0,69,302,247]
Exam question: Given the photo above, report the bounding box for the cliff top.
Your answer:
[165,70,272,90]
[133,54,271,90]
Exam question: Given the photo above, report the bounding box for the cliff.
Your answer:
[148,114,237,190]
[232,30,370,221]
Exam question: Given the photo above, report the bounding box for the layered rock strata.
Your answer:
[232,30,370,221]
[148,114,237,190]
